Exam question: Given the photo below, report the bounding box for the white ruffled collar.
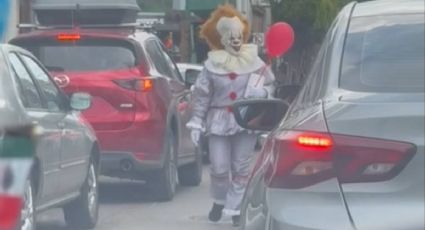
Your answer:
[204,44,264,75]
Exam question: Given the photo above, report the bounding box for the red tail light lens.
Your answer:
[114,79,154,92]
[265,131,415,189]
[57,33,81,41]
[298,135,333,148]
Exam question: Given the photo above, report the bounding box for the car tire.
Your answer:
[63,159,99,229]
[178,147,203,186]
[20,178,36,230]
[150,130,178,201]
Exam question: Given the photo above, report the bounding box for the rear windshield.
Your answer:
[341,14,424,93]
[21,40,137,72]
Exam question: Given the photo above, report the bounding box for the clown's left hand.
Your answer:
[245,86,267,98]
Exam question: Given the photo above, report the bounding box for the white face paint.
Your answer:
[216,16,244,56]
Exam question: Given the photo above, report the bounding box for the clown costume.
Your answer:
[186,4,275,226]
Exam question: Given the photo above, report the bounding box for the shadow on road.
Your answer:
[98,178,155,204]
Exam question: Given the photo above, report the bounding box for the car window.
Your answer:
[156,41,183,82]
[21,40,137,72]
[20,55,66,112]
[341,14,425,93]
[292,28,330,108]
[145,39,172,77]
[8,53,43,109]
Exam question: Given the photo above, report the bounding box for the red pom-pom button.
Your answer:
[229,92,237,100]
[228,72,237,80]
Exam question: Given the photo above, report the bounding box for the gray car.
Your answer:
[0,44,100,230]
[233,0,424,229]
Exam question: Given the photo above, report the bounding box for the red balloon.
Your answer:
[265,22,295,58]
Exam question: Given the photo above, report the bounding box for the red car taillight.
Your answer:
[113,79,154,92]
[57,33,81,41]
[265,131,416,189]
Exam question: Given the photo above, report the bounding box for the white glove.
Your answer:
[190,129,201,146]
[245,86,267,98]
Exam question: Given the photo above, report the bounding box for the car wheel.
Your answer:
[20,178,35,230]
[178,147,203,186]
[150,130,178,201]
[63,159,98,229]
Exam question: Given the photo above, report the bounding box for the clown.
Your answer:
[187,4,275,226]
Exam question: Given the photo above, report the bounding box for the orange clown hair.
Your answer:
[200,4,250,50]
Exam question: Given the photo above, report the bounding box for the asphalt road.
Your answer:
[36,166,235,230]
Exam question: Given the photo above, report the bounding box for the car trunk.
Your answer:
[12,36,144,131]
[324,93,425,230]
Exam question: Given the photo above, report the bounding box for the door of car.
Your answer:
[7,52,63,204]
[19,54,90,196]
[144,39,194,159]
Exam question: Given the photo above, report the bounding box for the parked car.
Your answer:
[0,44,99,230]
[232,0,424,229]
[11,25,203,201]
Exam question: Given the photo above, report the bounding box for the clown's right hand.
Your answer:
[190,129,201,147]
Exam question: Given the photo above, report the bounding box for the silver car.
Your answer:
[0,44,100,230]
[233,0,424,229]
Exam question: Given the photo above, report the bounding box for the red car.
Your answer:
[10,27,203,201]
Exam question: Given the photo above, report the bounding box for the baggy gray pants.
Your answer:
[208,132,257,215]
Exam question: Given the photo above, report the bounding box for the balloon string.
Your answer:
[255,57,272,87]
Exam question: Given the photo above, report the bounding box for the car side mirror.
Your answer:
[232,99,289,131]
[70,93,92,111]
[185,69,200,87]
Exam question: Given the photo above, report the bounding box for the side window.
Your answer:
[156,41,183,82]
[296,23,333,107]
[145,39,172,77]
[8,53,43,109]
[20,55,65,112]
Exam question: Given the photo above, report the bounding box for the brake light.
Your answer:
[265,131,415,189]
[114,79,154,92]
[298,135,333,148]
[57,33,81,41]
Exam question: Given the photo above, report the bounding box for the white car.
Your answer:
[177,63,203,85]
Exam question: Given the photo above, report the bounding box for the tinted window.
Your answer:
[21,55,65,112]
[145,39,173,77]
[8,53,43,109]
[23,40,137,72]
[157,42,183,82]
[341,14,424,92]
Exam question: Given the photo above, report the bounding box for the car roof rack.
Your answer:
[17,23,153,33]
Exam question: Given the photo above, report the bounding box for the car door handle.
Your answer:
[58,122,65,128]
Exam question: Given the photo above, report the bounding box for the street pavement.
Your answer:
[36,166,236,230]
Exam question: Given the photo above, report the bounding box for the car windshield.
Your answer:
[340,14,425,93]
[24,41,137,72]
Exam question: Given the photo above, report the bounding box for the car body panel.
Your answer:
[241,1,424,229]
[0,44,96,213]
[324,93,425,230]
